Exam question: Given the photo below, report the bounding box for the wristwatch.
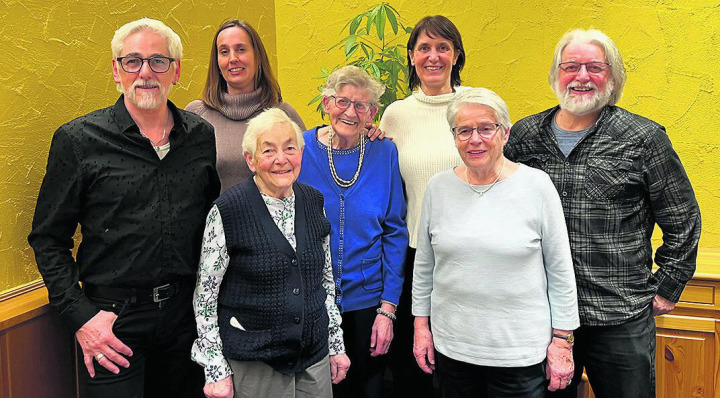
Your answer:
[553,332,575,345]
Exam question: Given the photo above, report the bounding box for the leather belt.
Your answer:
[84,278,193,304]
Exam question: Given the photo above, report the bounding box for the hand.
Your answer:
[203,376,234,398]
[545,338,574,391]
[76,310,133,377]
[652,294,676,316]
[413,317,435,374]
[370,311,394,357]
[365,123,391,141]
[330,353,351,384]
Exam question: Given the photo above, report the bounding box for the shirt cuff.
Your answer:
[655,270,686,303]
[64,295,100,331]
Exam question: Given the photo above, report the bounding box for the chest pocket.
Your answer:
[584,156,634,201]
[515,153,549,170]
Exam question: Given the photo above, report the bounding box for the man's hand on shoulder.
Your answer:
[76,310,133,377]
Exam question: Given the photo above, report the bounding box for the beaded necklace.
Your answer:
[326,128,365,188]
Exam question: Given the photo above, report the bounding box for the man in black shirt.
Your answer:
[506,29,701,398]
[28,18,220,398]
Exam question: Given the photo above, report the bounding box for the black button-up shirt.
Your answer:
[28,96,220,330]
[506,105,701,326]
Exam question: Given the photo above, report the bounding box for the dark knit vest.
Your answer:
[215,180,331,375]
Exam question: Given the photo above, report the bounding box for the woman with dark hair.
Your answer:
[187,19,305,192]
[377,15,467,397]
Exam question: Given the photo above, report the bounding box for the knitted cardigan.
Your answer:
[215,180,331,375]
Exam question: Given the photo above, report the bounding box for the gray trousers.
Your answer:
[229,355,332,398]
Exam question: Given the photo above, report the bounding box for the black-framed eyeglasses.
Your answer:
[451,123,503,141]
[116,56,175,73]
[558,61,611,74]
[330,96,374,114]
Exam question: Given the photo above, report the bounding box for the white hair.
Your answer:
[322,65,385,105]
[111,18,183,60]
[447,88,511,130]
[242,108,304,156]
[548,29,626,105]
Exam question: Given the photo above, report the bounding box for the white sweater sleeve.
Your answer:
[539,175,580,330]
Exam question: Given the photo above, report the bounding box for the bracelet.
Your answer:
[376,308,397,321]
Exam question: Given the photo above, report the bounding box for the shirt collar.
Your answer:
[111,95,189,136]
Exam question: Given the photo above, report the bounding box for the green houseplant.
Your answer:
[308,3,412,121]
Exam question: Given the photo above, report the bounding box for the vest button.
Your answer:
[291,259,298,266]
[293,288,300,295]
[294,316,301,324]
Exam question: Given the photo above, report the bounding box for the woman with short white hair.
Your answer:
[412,88,580,397]
[192,108,349,398]
[298,65,408,398]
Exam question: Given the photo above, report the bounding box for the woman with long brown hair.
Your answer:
[187,19,305,192]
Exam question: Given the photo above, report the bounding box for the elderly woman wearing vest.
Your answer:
[192,108,350,398]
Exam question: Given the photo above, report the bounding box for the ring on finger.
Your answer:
[95,353,105,361]
[567,379,572,386]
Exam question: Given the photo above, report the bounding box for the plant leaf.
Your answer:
[386,6,398,34]
[376,6,386,40]
[349,15,362,35]
[344,35,357,56]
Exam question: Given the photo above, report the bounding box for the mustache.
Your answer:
[131,79,161,90]
[567,82,598,90]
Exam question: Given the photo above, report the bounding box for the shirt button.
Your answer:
[293,288,300,295]
[562,191,568,197]
[294,317,301,324]
[291,259,297,266]
[564,161,570,167]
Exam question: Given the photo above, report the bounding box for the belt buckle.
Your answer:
[153,284,171,302]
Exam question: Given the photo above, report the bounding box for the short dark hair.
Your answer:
[407,16,465,92]
[201,19,282,111]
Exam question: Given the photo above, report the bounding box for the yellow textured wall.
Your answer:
[275,0,719,247]
[3,1,719,293]
[0,0,277,293]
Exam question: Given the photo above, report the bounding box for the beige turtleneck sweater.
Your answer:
[186,90,305,193]
[379,87,467,247]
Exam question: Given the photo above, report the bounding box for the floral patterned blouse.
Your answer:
[191,191,345,383]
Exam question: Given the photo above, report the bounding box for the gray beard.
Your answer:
[555,82,613,116]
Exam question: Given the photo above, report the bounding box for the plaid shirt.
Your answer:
[506,105,701,326]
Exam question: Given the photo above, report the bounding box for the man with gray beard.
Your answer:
[28,18,219,397]
[505,29,700,398]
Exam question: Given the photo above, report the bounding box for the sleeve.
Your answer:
[27,126,98,331]
[191,205,233,384]
[322,233,345,355]
[504,123,523,162]
[380,144,408,306]
[411,182,435,317]
[644,127,702,302]
[539,174,580,330]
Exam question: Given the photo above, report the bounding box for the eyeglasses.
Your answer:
[558,62,611,74]
[452,124,503,141]
[330,96,374,114]
[116,56,175,73]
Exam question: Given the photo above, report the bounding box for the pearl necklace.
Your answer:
[139,111,169,152]
[326,127,365,188]
[464,157,505,197]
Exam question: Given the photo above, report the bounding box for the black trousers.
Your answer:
[78,287,204,398]
[435,351,545,398]
[389,247,435,398]
[333,306,388,398]
[546,306,656,398]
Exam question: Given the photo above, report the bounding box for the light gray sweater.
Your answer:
[413,164,579,367]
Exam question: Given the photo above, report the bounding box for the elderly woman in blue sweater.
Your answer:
[297,65,408,398]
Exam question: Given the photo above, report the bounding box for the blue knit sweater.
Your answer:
[298,127,408,312]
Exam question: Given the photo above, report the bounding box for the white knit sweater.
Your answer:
[379,87,467,247]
